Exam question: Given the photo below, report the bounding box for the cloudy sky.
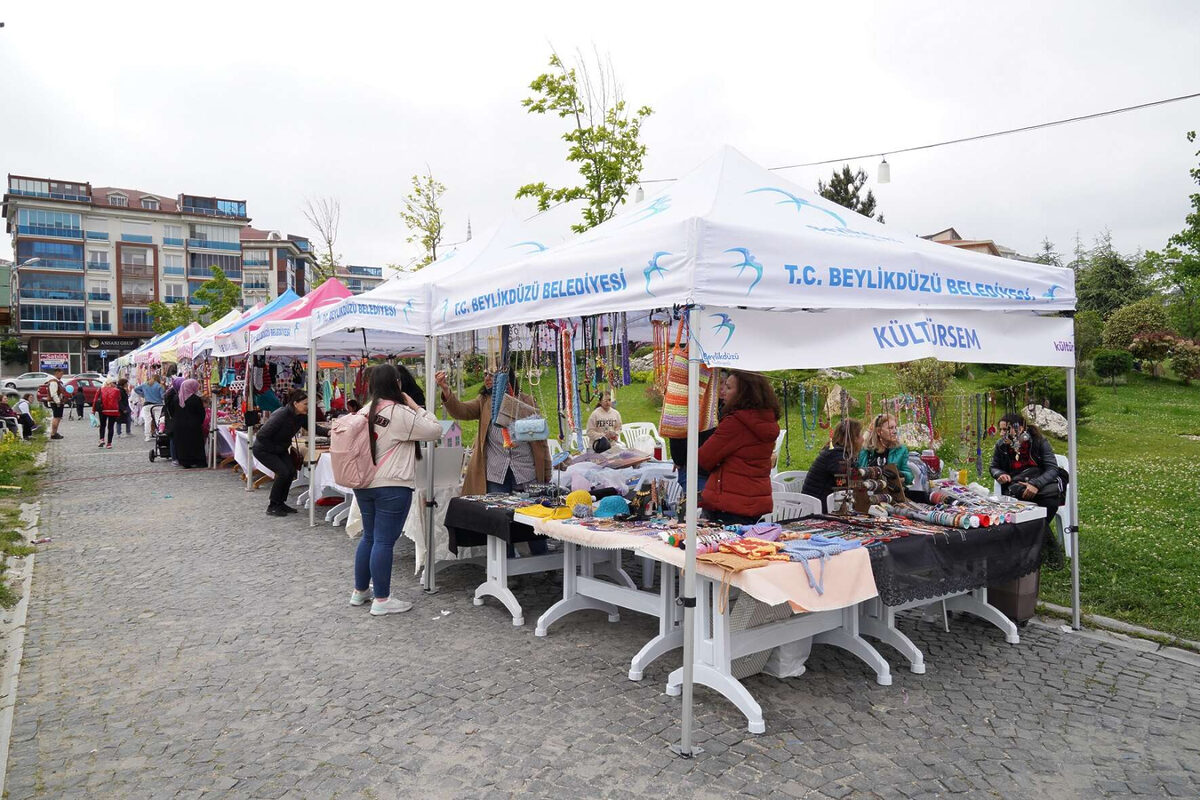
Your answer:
[2,1,1197,268]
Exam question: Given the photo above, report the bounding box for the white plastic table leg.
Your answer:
[473,536,525,626]
[858,598,926,674]
[945,587,1020,644]
[813,605,893,686]
[629,563,682,680]
[536,543,619,636]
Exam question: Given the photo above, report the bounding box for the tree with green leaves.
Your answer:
[1076,231,1149,318]
[1033,238,1062,268]
[148,300,196,335]
[1093,348,1134,391]
[400,168,446,269]
[516,51,653,233]
[817,165,883,222]
[302,197,342,286]
[1145,131,1200,337]
[192,266,242,322]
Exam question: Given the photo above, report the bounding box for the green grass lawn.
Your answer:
[435,365,1200,640]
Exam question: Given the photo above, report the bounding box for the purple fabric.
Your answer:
[738,522,783,541]
[179,379,200,405]
[171,377,184,392]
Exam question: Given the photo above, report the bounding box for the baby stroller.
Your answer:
[148,407,171,462]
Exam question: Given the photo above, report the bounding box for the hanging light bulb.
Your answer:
[635,185,645,203]
[878,156,891,184]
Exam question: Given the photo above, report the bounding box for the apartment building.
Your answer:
[2,174,314,373]
[240,227,311,306]
[338,265,385,295]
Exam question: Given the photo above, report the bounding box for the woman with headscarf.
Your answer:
[173,378,207,468]
[163,375,184,463]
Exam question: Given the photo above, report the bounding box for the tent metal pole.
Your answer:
[308,339,318,528]
[1066,366,1081,629]
[424,335,439,594]
[676,306,700,757]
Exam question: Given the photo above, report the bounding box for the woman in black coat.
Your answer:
[252,390,311,516]
[173,379,207,469]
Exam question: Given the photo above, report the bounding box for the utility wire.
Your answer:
[639,90,1200,184]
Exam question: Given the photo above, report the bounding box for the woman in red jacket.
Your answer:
[698,371,782,524]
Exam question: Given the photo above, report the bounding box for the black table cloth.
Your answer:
[444,497,548,554]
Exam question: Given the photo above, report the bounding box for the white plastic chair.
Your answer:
[1054,454,1074,559]
[773,469,807,491]
[620,422,666,456]
[772,428,787,465]
[770,479,786,493]
[764,491,820,523]
[547,438,564,459]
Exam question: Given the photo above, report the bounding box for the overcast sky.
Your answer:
[2,1,1197,268]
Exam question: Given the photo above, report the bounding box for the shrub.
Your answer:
[1075,310,1104,361]
[1093,348,1134,390]
[630,370,653,384]
[1103,298,1170,350]
[895,359,955,400]
[632,345,653,359]
[983,366,1095,420]
[1170,339,1200,385]
[1129,330,1179,376]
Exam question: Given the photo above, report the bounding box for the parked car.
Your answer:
[2,372,51,392]
[71,372,105,381]
[38,377,102,407]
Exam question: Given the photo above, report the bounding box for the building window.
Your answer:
[120,248,149,266]
[86,251,110,271]
[18,272,85,301]
[189,252,241,279]
[107,193,128,207]
[164,283,185,303]
[20,304,85,332]
[140,197,159,210]
[17,240,84,270]
[90,310,110,330]
[88,280,110,301]
[16,208,83,237]
[164,224,183,239]
[163,253,184,276]
[121,308,152,332]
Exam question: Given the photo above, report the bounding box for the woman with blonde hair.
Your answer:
[802,418,864,512]
[857,413,914,484]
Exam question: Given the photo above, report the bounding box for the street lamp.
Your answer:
[6,258,42,381]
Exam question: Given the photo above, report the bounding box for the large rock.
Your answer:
[1023,404,1068,439]
[629,354,656,373]
[818,368,854,380]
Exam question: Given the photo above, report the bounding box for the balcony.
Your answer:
[20,288,84,301]
[124,323,153,334]
[86,231,109,240]
[121,233,154,244]
[187,238,241,252]
[86,260,110,271]
[8,188,90,203]
[164,295,186,305]
[18,224,83,239]
[88,292,111,302]
[22,258,82,271]
[20,320,87,332]
[162,237,184,247]
[243,258,271,267]
[347,266,383,277]
[89,323,113,332]
[181,198,246,218]
[163,266,185,276]
[243,281,270,290]
[119,263,155,279]
[121,292,156,304]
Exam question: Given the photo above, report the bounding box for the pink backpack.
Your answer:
[329,403,397,489]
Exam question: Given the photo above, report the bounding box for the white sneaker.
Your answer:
[349,589,373,606]
[369,597,412,616]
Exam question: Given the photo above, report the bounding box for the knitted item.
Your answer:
[697,552,769,613]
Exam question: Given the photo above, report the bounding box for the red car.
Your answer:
[37,377,103,407]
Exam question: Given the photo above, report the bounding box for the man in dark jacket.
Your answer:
[990,413,1062,518]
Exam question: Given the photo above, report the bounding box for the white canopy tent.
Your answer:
[426,146,1079,754]
[306,204,582,578]
[110,325,183,374]
[176,307,255,362]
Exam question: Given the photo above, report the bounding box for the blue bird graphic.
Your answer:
[510,241,548,253]
[711,313,736,348]
[402,298,414,322]
[1042,284,1062,299]
[441,299,449,322]
[724,247,763,294]
[626,195,672,226]
[643,251,671,296]
[746,187,846,227]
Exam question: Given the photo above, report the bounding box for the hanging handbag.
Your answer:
[658,318,718,438]
[512,416,550,442]
[495,393,539,428]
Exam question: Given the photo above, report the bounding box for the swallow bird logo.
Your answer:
[509,241,548,254]
[1042,284,1062,300]
[626,195,672,225]
[724,247,763,294]
[441,299,449,323]
[711,313,736,348]
[402,298,414,322]
[746,187,846,227]
[643,251,672,296]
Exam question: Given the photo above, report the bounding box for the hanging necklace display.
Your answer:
[864,391,873,424]
[798,384,819,448]
[974,392,984,478]
[780,381,792,467]
[959,395,970,466]
[490,326,510,424]
[652,318,671,393]
[924,395,936,448]
[620,312,632,386]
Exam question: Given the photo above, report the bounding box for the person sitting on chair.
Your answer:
[990,412,1063,521]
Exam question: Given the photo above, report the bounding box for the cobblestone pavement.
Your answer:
[5,424,1200,799]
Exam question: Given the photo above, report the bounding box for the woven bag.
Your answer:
[658,318,718,438]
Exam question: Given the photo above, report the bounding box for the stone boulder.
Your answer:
[818,368,854,380]
[1023,404,1068,439]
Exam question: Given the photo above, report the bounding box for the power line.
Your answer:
[639,90,1200,184]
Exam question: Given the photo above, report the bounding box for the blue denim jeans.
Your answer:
[353,486,414,600]
[488,470,547,557]
[676,464,708,493]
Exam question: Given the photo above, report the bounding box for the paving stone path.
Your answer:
[5,424,1200,798]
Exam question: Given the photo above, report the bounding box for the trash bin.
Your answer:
[987,569,1040,624]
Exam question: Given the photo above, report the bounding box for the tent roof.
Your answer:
[430,147,1076,334]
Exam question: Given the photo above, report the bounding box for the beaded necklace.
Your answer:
[798,384,820,449]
